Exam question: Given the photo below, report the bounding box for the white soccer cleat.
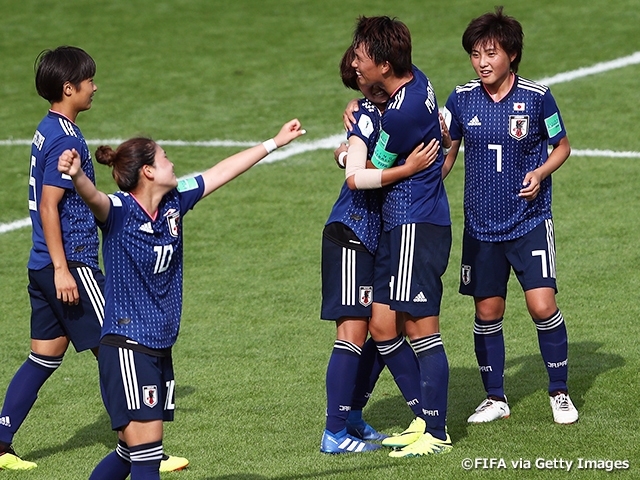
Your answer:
[550,392,579,424]
[468,397,510,423]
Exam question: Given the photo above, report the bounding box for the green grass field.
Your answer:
[1,0,639,478]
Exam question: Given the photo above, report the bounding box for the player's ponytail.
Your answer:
[95,138,157,192]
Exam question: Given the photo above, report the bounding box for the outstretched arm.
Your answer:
[58,149,111,223]
[200,119,305,198]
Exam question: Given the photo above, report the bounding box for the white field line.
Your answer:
[2,52,640,235]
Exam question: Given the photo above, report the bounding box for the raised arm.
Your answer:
[58,148,111,223]
[200,119,305,198]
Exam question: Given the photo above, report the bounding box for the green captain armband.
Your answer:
[177,177,199,192]
[371,130,397,169]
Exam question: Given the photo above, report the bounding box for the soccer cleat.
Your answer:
[388,432,452,457]
[346,419,389,441]
[159,454,189,472]
[0,446,37,471]
[381,417,426,448]
[550,392,579,424]
[467,397,510,423]
[320,428,382,454]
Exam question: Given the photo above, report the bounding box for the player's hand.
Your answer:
[54,267,80,305]
[334,143,348,168]
[58,148,82,177]
[404,139,440,174]
[439,113,452,150]
[342,99,360,132]
[519,170,542,201]
[273,119,306,148]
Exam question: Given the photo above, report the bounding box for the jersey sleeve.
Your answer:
[541,90,566,145]
[100,192,130,238]
[370,109,423,169]
[42,135,86,190]
[176,175,205,215]
[443,89,463,142]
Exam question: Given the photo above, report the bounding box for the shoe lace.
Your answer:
[553,393,572,411]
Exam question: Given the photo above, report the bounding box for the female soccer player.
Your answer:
[0,46,102,472]
[58,120,305,479]
[341,16,453,458]
[442,6,578,425]
[321,46,440,454]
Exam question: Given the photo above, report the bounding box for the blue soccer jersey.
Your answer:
[28,111,99,270]
[371,66,451,231]
[444,75,567,242]
[100,176,204,349]
[325,98,382,254]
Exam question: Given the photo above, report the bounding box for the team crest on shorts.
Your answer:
[461,265,472,285]
[359,286,373,307]
[509,115,529,140]
[164,209,181,237]
[143,385,159,408]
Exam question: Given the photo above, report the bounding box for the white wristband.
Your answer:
[337,151,347,168]
[443,146,451,155]
[262,138,278,154]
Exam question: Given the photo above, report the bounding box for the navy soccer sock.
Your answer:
[473,317,506,400]
[411,334,449,441]
[350,337,385,413]
[130,440,162,480]
[0,351,63,444]
[89,440,131,480]
[375,336,423,418]
[325,340,361,434]
[534,310,569,393]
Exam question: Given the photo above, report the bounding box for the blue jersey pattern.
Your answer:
[325,98,382,254]
[377,66,450,231]
[28,111,99,270]
[100,176,204,349]
[445,76,566,241]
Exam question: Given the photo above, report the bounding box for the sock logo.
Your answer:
[422,409,440,416]
[479,365,493,372]
[547,359,568,368]
[0,416,11,428]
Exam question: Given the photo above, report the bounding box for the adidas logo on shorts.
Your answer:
[413,292,428,303]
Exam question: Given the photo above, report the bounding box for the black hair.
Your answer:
[35,46,96,103]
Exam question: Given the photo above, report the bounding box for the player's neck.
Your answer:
[384,72,414,97]
[49,102,80,123]
[484,72,515,102]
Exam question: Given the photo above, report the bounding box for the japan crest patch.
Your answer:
[509,115,529,140]
[164,208,180,238]
[143,385,158,408]
[461,265,472,286]
[359,286,373,307]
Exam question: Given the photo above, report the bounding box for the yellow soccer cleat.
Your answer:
[381,417,426,448]
[0,447,37,471]
[159,454,189,472]
[388,432,452,458]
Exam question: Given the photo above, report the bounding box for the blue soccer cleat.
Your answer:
[346,419,389,441]
[320,428,382,454]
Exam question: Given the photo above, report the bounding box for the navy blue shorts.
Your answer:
[321,236,374,320]
[460,219,558,298]
[374,223,451,317]
[28,265,104,352]
[98,344,175,431]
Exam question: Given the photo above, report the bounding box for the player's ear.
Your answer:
[63,81,74,97]
[141,165,154,181]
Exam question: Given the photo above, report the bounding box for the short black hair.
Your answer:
[35,46,96,103]
[462,6,524,73]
